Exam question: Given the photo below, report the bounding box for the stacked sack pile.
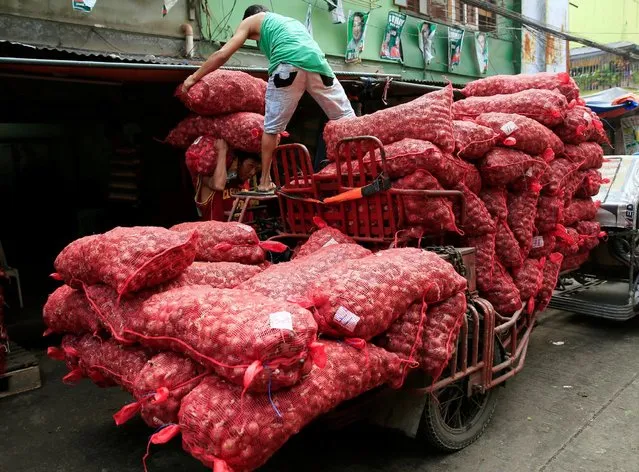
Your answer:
[44,221,469,471]
[164,71,268,209]
[321,72,607,318]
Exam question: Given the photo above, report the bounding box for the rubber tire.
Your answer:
[420,382,499,452]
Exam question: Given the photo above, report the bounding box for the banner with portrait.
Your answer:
[474,32,488,74]
[380,11,406,62]
[448,27,465,71]
[345,10,369,64]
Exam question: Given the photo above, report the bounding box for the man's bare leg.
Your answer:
[258,132,278,192]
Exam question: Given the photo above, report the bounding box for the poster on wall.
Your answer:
[72,0,97,12]
[418,21,437,67]
[474,32,488,74]
[380,11,406,62]
[621,115,639,155]
[448,27,465,71]
[345,11,369,63]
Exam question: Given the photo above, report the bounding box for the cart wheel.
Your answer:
[420,378,499,452]
[419,340,501,452]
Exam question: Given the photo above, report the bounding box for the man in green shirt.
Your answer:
[183,4,355,192]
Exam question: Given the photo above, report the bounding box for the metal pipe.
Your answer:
[181,23,194,59]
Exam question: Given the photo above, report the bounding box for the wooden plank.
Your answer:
[0,365,41,398]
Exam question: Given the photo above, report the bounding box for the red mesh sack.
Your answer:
[588,113,610,145]
[554,226,580,256]
[376,300,428,363]
[508,188,540,256]
[542,158,580,196]
[170,261,263,289]
[529,233,558,259]
[564,198,599,226]
[454,183,495,236]
[535,193,565,234]
[481,261,522,315]
[179,341,403,472]
[561,250,590,272]
[575,220,605,252]
[294,217,355,258]
[512,258,546,312]
[54,227,198,295]
[185,136,235,176]
[323,85,454,160]
[553,105,594,144]
[479,187,508,221]
[125,286,320,392]
[240,244,371,301]
[393,170,459,234]
[177,70,266,116]
[453,89,568,127]
[461,72,579,102]
[114,352,207,428]
[452,120,500,159]
[563,142,604,170]
[562,169,586,205]
[495,220,524,268]
[170,221,285,265]
[575,170,606,198]
[475,112,564,157]
[420,292,467,380]
[480,148,546,187]
[43,285,101,335]
[309,248,467,340]
[536,253,564,312]
[70,335,150,391]
[165,113,264,152]
[465,233,496,292]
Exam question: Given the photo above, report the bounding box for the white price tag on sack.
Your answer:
[501,121,519,136]
[322,238,339,248]
[269,311,293,331]
[333,306,360,332]
[583,111,591,120]
[532,236,544,248]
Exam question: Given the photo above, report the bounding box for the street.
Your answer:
[1,309,638,472]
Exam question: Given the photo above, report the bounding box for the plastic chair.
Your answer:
[0,240,23,309]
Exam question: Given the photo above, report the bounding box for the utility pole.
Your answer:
[462,0,639,61]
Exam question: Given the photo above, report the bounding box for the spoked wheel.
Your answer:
[420,378,499,452]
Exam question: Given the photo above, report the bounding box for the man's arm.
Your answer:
[209,139,229,191]
[182,19,252,92]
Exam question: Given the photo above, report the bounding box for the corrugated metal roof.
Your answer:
[0,40,199,65]
[571,41,636,58]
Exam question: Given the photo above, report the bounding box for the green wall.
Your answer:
[569,0,639,48]
[201,0,520,84]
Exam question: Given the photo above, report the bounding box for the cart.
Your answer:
[230,137,535,451]
[549,155,639,321]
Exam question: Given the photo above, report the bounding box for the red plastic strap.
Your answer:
[527,297,535,315]
[143,424,181,472]
[530,181,543,193]
[549,252,563,264]
[259,241,288,253]
[213,458,232,472]
[559,72,570,84]
[312,216,328,229]
[42,328,54,337]
[598,231,607,239]
[280,131,290,138]
[309,342,327,368]
[503,137,517,146]
[152,387,170,404]
[286,296,315,309]
[87,369,109,385]
[344,338,366,350]
[113,401,142,426]
[542,148,555,163]
[243,360,264,390]
[595,200,602,208]
[63,346,80,357]
[213,242,233,252]
[47,346,66,361]
[63,367,83,384]
[251,128,260,138]
[50,273,63,281]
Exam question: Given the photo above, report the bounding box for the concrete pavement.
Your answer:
[1,309,638,471]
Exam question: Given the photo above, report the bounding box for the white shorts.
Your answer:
[264,63,356,135]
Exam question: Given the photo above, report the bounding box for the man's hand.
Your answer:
[181,74,198,94]
[213,138,229,155]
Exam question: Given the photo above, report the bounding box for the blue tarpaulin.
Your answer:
[584,87,639,117]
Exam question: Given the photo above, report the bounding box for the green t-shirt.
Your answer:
[259,12,334,78]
